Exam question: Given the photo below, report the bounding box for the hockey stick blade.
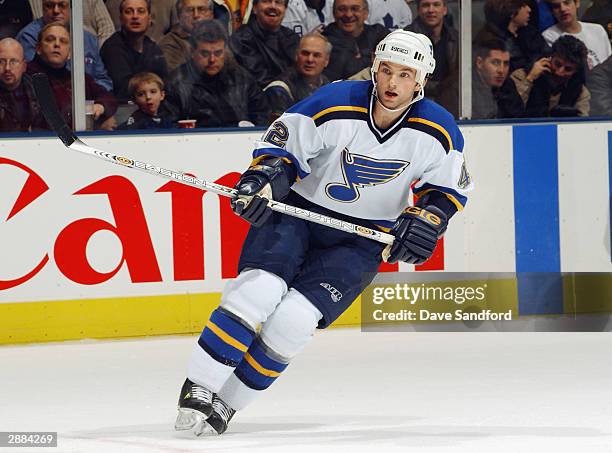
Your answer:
[32,73,78,147]
[33,76,394,245]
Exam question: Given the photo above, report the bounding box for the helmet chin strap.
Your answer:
[374,94,413,113]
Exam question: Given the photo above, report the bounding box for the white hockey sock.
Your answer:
[217,289,322,410]
[187,269,288,392]
[187,342,236,393]
[217,372,261,410]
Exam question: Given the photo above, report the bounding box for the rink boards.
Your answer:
[1,121,611,343]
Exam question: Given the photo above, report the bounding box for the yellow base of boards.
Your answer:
[0,293,362,345]
[1,274,610,345]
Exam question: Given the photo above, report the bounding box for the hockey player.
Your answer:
[175,29,473,436]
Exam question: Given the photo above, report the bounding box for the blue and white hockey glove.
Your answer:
[231,157,296,227]
[383,206,448,264]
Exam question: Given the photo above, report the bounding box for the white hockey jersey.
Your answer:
[252,80,473,228]
[367,0,413,30]
[282,0,334,36]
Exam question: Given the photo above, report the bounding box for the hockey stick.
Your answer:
[31,73,395,245]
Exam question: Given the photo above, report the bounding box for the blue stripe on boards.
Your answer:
[608,132,612,262]
[512,125,563,315]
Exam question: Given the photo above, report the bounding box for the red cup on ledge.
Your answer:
[178,119,196,129]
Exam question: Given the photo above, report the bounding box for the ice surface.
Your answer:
[1,329,611,452]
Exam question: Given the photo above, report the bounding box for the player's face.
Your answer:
[295,36,329,77]
[179,0,213,33]
[192,39,226,76]
[548,0,578,27]
[375,61,420,110]
[476,49,510,88]
[120,0,151,34]
[417,0,447,29]
[133,81,165,116]
[36,25,70,69]
[42,0,70,25]
[512,4,531,28]
[254,0,287,31]
[0,42,26,91]
[334,0,368,37]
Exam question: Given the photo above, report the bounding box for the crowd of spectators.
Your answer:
[0,0,611,133]
[470,0,610,118]
[17,0,113,90]
[161,19,268,127]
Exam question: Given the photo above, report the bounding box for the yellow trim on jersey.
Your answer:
[416,189,464,211]
[207,320,249,352]
[244,352,281,377]
[249,155,302,181]
[375,224,393,233]
[249,155,293,167]
[407,118,454,150]
[311,106,368,121]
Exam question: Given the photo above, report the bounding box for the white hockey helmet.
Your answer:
[371,30,436,106]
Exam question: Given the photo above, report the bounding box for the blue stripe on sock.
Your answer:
[198,337,240,367]
[209,309,254,346]
[233,340,289,391]
[248,339,289,373]
[197,308,255,367]
[234,367,269,391]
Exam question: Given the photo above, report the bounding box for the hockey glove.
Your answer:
[231,157,296,227]
[383,206,448,264]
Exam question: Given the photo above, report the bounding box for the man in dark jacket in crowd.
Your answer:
[106,0,179,43]
[230,0,300,89]
[510,35,590,117]
[17,0,113,90]
[0,38,40,131]
[101,0,168,101]
[264,32,330,119]
[27,23,118,130]
[159,0,215,73]
[474,0,548,73]
[322,0,388,81]
[405,0,458,115]
[471,38,524,119]
[162,20,269,127]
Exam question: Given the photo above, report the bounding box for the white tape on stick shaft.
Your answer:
[34,73,394,245]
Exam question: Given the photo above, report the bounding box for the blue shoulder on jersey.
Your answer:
[406,98,464,153]
[286,80,371,122]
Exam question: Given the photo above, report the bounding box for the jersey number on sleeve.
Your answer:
[264,121,289,148]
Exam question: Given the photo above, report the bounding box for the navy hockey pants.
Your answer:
[238,191,387,328]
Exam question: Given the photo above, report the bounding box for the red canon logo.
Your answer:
[1,158,441,291]
[1,157,50,290]
[1,159,250,290]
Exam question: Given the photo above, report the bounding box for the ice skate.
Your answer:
[174,378,214,432]
[195,395,236,436]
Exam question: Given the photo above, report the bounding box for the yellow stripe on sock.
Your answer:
[244,352,281,377]
[207,321,249,352]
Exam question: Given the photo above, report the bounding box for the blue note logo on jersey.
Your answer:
[325,149,409,203]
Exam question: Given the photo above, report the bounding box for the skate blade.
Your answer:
[194,420,219,437]
[175,408,205,431]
